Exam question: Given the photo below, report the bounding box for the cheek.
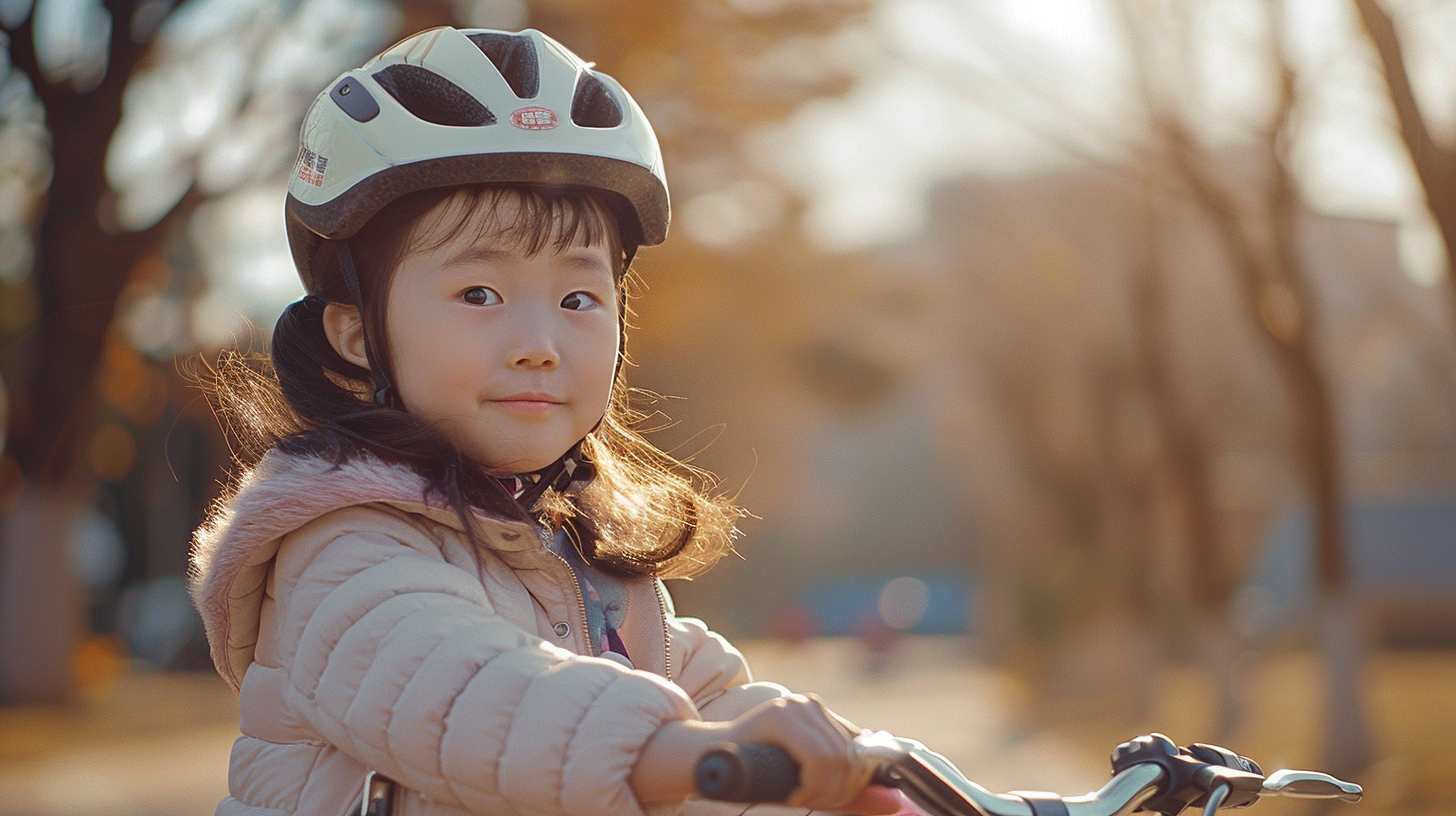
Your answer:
[585,320,620,399]
[385,295,477,413]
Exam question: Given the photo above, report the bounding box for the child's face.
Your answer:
[384,194,620,474]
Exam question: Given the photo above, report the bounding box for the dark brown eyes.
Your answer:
[560,292,602,310]
[462,287,500,305]
[461,288,601,309]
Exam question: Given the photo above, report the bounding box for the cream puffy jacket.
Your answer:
[189,450,804,816]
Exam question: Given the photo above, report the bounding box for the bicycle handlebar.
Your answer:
[693,732,1362,816]
[694,742,800,803]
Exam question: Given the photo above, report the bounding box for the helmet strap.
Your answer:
[499,439,597,510]
[612,244,636,381]
[333,239,397,407]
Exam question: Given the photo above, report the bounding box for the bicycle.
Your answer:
[695,731,1362,816]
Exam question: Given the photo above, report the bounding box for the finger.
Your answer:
[781,743,843,807]
[787,739,843,810]
[797,696,858,751]
[739,696,866,811]
[845,785,918,816]
[736,700,831,808]
[785,728,853,807]
[792,725,867,809]
[824,706,861,736]
[797,701,869,809]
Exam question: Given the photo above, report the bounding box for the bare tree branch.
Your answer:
[1352,0,1451,177]
[1353,0,1456,330]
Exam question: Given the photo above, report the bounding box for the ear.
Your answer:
[322,302,370,369]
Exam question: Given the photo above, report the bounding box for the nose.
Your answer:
[505,308,560,370]
[511,347,558,370]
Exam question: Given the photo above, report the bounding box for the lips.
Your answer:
[493,391,564,404]
[489,391,566,414]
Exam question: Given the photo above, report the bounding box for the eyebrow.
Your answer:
[558,249,614,276]
[444,244,613,274]
[441,247,513,268]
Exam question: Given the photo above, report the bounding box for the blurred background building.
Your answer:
[0,0,1453,813]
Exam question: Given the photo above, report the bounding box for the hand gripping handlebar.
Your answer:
[694,732,1361,816]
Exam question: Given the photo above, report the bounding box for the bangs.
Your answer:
[407,186,622,270]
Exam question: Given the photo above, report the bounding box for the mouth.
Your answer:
[491,392,565,410]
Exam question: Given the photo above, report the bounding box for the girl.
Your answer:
[190,27,904,816]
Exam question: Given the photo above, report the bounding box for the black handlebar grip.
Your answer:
[695,742,801,803]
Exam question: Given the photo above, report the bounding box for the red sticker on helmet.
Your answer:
[510,107,559,130]
[296,147,328,187]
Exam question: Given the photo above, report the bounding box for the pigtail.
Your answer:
[270,296,372,427]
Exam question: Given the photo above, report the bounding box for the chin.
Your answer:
[478,450,558,475]
[460,432,567,474]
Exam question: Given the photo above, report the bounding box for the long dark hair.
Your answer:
[205,185,741,579]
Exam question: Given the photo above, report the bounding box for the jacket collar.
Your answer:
[188,448,542,689]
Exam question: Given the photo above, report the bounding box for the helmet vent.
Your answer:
[467,32,540,99]
[571,72,623,128]
[372,64,496,127]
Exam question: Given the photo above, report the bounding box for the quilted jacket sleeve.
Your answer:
[272,521,699,816]
[665,614,846,816]
[668,613,792,720]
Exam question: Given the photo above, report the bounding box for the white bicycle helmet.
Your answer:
[285,26,668,292]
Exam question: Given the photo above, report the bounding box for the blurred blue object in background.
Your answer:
[1242,500,1456,646]
[799,572,975,636]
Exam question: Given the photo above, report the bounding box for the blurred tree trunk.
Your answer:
[1148,8,1372,774]
[1352,0,1456,325]
[1165,115,1372,781]
[0,0,175,704]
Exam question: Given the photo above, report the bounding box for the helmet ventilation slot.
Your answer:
[372,64,496,127]
[571,72,623,128]
[468,32,540,99]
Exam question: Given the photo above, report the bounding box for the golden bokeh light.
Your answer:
[87,422,137,484]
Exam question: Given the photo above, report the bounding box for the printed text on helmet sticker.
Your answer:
[297,147,329,187]
[510,107,558,130]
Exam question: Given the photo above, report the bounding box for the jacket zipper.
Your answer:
[653,579,671,681]
[544,535,671,681]
[545,547,594,657]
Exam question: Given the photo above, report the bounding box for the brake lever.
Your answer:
[1260,770,1363,803]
